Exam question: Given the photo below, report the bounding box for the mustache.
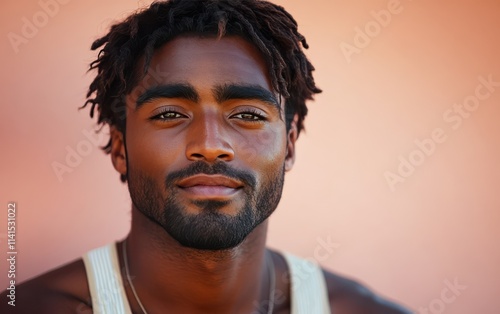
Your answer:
[165,161,257,189]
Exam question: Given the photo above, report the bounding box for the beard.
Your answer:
[127,160,285,251]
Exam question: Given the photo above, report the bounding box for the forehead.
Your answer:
[133,35,274,97]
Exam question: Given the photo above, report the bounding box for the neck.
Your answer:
[121,206,272,313]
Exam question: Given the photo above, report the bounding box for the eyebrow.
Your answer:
[135,83,199,109]
[213,84,280,111]
[135,83,280,112]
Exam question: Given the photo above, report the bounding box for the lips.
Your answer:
[176,174,243,199]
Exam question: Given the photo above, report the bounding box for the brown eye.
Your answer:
[234,113,261,120]
[231,109,266,122]
[150,111,185,121]
[159,112,181,119]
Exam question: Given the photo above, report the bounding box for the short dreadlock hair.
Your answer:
[82,0,321,182]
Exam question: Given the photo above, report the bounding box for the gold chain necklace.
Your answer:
[122,241,276,314]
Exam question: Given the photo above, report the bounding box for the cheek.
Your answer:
[236,126,287,170]
[125,124,186,176]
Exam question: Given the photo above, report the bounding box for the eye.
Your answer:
[231,109,267,122]
[149,109,186,121]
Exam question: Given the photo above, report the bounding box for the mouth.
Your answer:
[176,174,244,199]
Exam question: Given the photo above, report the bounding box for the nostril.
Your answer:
[189,152,232,161]
[185,136,235,162]
[190,153,204,159]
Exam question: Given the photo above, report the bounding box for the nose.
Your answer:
[185,113,234,162]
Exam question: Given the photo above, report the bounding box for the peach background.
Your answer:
[1,0,499,313]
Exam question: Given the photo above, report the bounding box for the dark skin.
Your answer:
[1,36,413,314]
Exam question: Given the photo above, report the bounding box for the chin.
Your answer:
[161,203,261,251]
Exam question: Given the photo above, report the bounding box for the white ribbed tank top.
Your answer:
[82,243,331,313]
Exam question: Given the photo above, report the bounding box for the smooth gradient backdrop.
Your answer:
[1,0,499,313]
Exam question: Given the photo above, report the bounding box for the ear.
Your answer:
[284,114,298,172]
[110,126,127,178]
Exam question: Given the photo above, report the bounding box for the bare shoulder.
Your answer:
[0,258,92,314]
[322,269,414,314]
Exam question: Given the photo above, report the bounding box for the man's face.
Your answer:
[115,36,296,250]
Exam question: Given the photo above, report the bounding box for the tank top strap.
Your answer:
[282,252,332,314]
[82,243,331,313]
[82,242,132,314]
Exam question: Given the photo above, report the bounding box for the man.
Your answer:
[1,0,412,313]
